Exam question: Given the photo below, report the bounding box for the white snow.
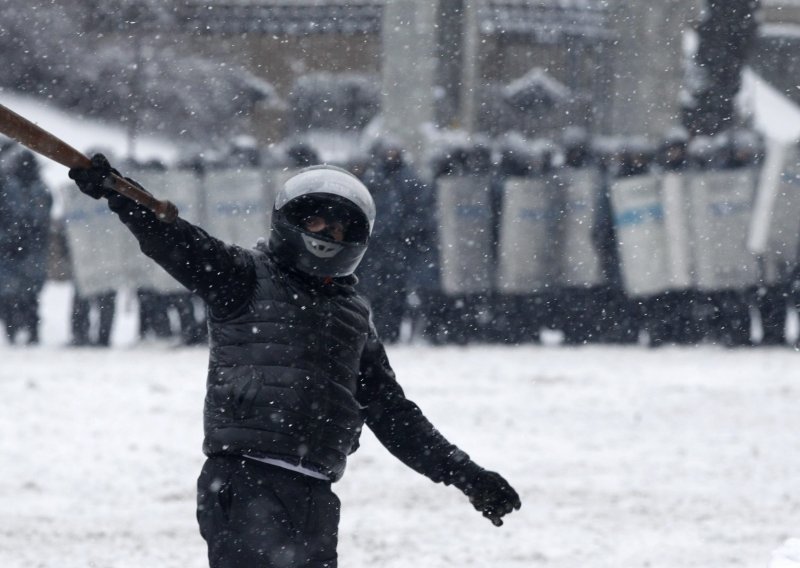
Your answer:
[741,68,800,143]
[1,281,799,567]
[2,66,800,567]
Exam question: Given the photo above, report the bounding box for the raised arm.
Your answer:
[356,328,521,526]
[69,154,256,318]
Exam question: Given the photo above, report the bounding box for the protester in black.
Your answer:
[69,155,520,568]
[0,148,52,344]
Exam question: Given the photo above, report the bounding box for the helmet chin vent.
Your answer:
[268,165,375,277]
[302,234,343,258]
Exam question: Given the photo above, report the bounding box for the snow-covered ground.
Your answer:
[1,281,799,567]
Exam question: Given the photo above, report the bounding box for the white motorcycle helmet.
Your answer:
[268,165,376,277]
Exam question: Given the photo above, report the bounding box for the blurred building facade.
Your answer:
[94,0,615,145]
[85,0,800,148]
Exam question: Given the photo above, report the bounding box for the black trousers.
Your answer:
[71,291,116,346]
[197,456,340,568]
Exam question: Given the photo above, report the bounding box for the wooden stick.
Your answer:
[0,102,178,222]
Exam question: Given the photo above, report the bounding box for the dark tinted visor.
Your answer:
[282,194,370,244]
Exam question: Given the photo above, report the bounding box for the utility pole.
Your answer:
[459,0,481,134]
[380,0,440,163]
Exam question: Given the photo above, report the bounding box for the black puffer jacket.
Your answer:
[204,248,370,480]
[108,192,482,484]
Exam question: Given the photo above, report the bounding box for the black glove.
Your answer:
[68,153,116,199]
[107,175,154,215]
[460,470,521,527]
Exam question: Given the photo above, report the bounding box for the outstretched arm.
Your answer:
[69,154,255,318]
[357,329,521,526]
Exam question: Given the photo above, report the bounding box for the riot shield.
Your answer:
[609,173,670,297]
[63,187,141,296]
[768,146,800,281]
[687,168,759,290]
[204,167,271,248]
[554,167,604,287]
[660,172,693,290]
[436,175,494,295]
[128,167,204,226]
[496,176,559,293]
[750,142,800,283]
[123,167,202,293]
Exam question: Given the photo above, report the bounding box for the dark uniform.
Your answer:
[591,138,642,344]
[0,149,52,344]
[71,289,117,347]
[491,138,557,344]
[691,133,756,347]
[733,131,787,347]
[646,129,699,346]
[358,140,429,343]
[424,142,492,344]
[0,157,20,340]
[555,128,605,345]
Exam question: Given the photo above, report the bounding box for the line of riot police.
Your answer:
[421,126,800,347]
[56,128,800,348]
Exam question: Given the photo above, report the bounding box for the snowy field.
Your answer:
[1,282,800,568]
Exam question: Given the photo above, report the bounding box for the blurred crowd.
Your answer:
[1,125,799,349]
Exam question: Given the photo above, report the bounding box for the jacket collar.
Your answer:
[256,240,358,291]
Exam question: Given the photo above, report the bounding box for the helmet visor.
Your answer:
[281,194,370,244]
